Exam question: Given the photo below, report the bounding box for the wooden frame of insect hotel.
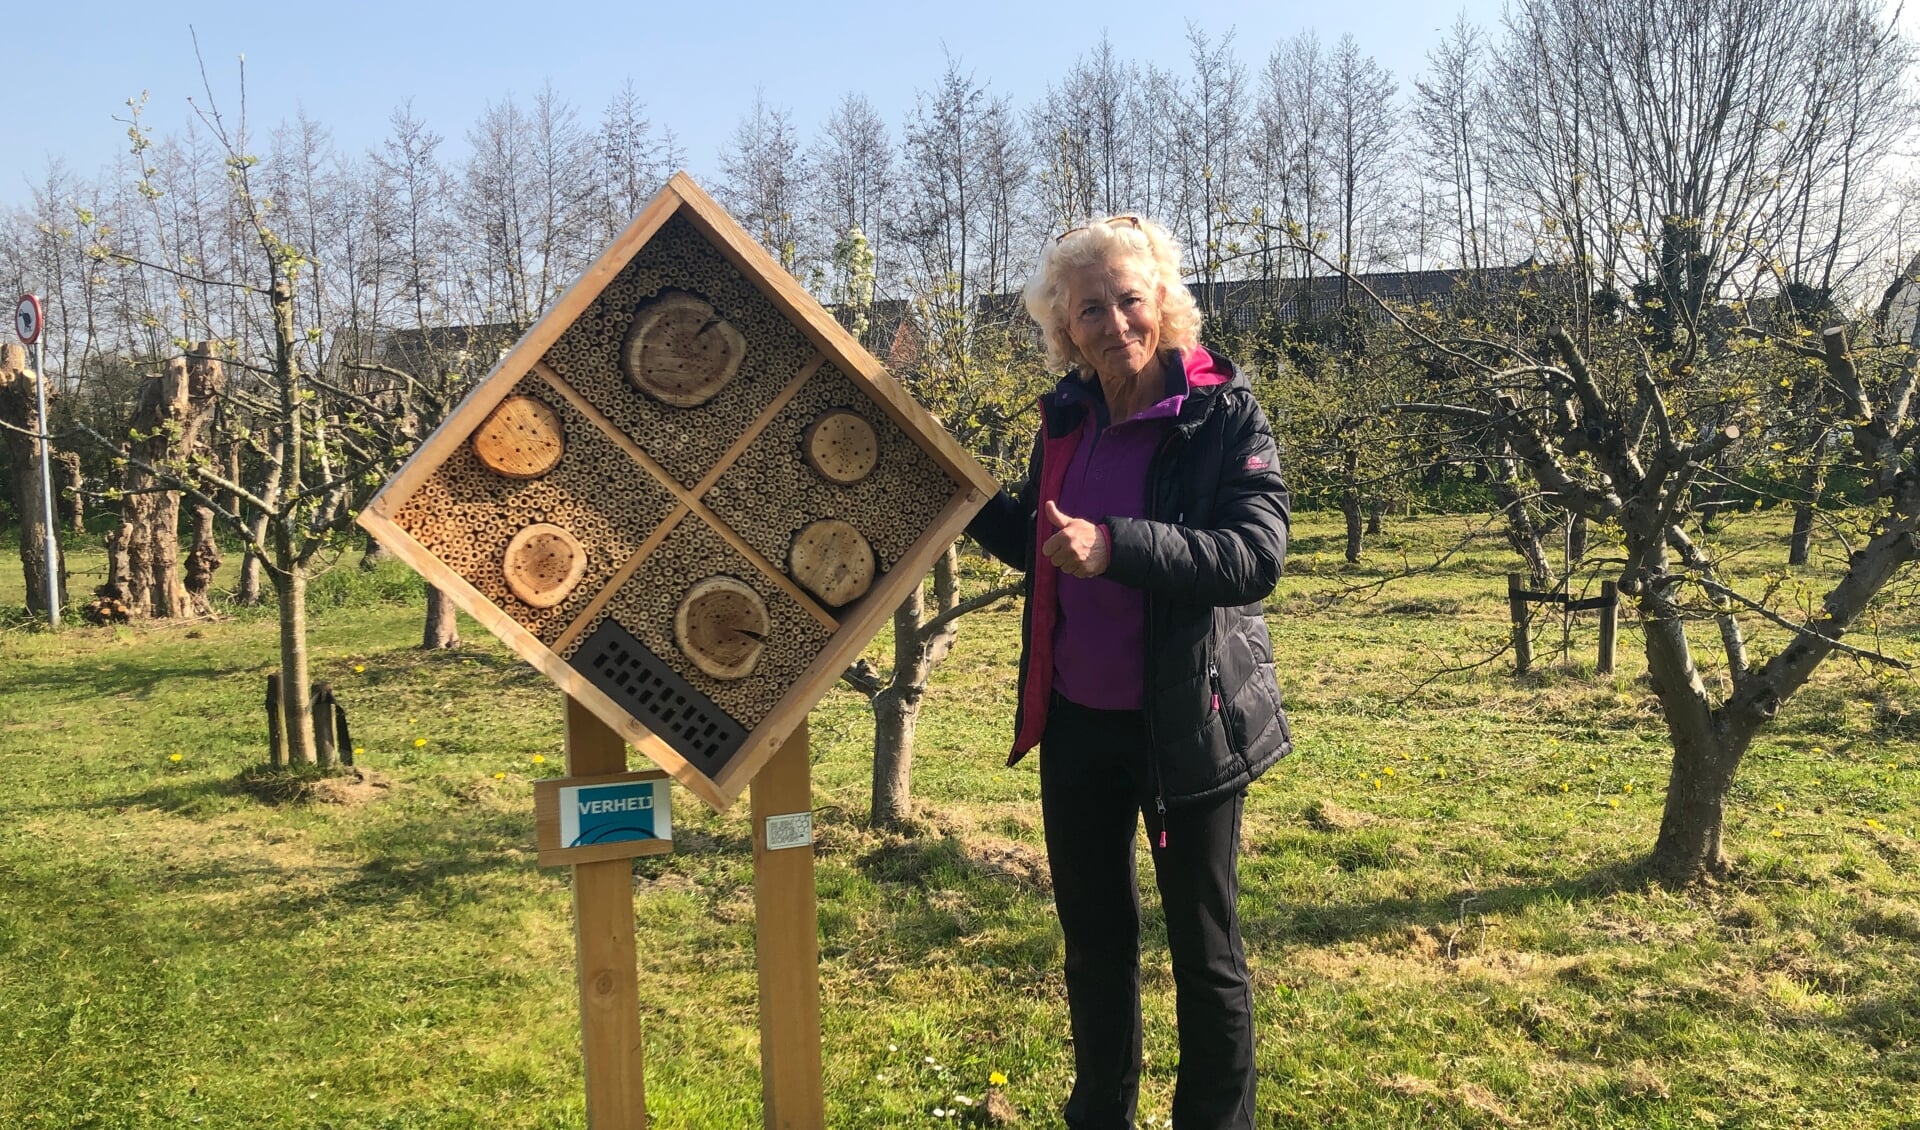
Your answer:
[357,172,996,1128]
[359,172,995,811]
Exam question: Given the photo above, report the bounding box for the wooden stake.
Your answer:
[751,722,824,1130]
[567,697,648,1130]
[1508,573,1533,676]
[1597,580,1619,675]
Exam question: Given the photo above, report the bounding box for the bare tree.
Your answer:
[719,90,806,274]
[1414,14,1496,274]
[807,93,894,305]
[1171,25,1247,310]
[1326,35,1398,302]
[596,80,683,242]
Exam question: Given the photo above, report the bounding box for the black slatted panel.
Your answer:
[569,618,747,778]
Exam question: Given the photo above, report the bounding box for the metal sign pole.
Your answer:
[34,336,58,628]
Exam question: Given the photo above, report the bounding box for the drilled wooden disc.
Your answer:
[503,523,588,609]
[472,395,565,478]
[622,290,747,407]
[801,409,879,485]
[674,576,769,680]
[787,519,875,607]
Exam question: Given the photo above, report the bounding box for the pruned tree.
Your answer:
[847,544,1020,828]
[106,343,223,618]
[1398,311,1919,884]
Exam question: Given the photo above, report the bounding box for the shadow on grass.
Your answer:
[6,653,260,703]
[1247,856,1655,949]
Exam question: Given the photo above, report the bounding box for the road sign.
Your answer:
[15,294,42,345]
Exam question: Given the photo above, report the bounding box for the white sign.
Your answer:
[15,294,42,345]
[764,812,814,851]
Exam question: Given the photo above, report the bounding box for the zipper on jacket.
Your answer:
[1143,427,1182,851]
[1209,661,1222,714]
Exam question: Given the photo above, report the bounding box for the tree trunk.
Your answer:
[1787,445,1828,567]
[118,346,223,618]
[1341,447,1364,563]
[1566,514,1588,563]
[422,584,461,650]
[360,529,390,571]
[870,586,926,829]
[55,450,83,535]
[869,548,966,830]
[1640,588,1742,884]
[270,536,319,767]
[184,505,222,616]
[102,520,130,602]
[1491,452,1552,590]
[1366,498,1384,536]
[235,431,284,608]
[0,344,67,616]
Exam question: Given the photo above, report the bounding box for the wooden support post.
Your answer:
[312,682,338,766]
[567,697,648,1130]
[1597,580,1619,675]
[1508,573,1533,676]
[751,722,824,1130]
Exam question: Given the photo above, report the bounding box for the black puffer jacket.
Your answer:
[967,347,1293,807]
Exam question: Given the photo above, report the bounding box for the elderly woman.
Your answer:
[967,214,1292,1129]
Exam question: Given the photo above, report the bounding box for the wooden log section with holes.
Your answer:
[786,519,874,608]
[800,409,878,485]
[675,575,769,680]
[622,289,747,407]
[505,523,590,609]
[472,394,566,478]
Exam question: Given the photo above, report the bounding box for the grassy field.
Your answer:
[1,511,1917,1128]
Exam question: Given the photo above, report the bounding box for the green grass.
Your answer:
[1,512,1917,1127]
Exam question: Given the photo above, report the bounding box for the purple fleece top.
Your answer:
[1050,361,1190,710]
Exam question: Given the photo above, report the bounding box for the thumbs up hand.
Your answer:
[1042,499,1109,578]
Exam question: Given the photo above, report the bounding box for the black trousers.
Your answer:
[1040,695,1257,1130]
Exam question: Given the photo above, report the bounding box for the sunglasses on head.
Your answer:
[1055,214,1143,244]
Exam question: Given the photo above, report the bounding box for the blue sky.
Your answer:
[1,0,1519,209]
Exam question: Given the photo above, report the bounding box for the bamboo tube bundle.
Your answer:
[391,373,675,643]
[537,216,814,489]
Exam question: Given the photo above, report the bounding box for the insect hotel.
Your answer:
[358,172,996,1129]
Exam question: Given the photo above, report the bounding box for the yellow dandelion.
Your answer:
[493,772,506,780]
[989,1071,1008,1087]
[413,737,427,748]
[1561,782,1570,792]
[1436,768,1447,779]
[353,664,365,673]
[1624,783,1635,794]
[1770,828,1784,839]
[1866,818,1884,830]
[1774,803,1785,814]
[1372,778,1382,789]
[1609,798,1621,808]
[1398,751,1410,761]
[532,754,547,765]
[353,746,365,757]
[1383,767,1396,777]
[168,753,182,763]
